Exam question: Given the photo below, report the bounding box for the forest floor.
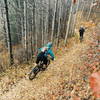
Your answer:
[0,20,100,100]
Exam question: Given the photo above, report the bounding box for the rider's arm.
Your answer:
[48,49,55,60]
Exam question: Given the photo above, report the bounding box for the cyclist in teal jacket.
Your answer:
[36,42,55,66]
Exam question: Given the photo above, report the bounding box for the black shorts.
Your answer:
[79,32,84,38]
[36,52,48,65]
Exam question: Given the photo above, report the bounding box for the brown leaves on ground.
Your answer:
[90,72,100,98]
[54,21,100,99]
[0,21,99,100]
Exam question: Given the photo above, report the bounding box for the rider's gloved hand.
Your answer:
[51,58,54,61]
[34,63,37,66]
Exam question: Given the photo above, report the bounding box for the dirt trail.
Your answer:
[0,22,95,100]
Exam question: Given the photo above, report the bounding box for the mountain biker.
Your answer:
[36,42,55,68]
[79,26,85,41]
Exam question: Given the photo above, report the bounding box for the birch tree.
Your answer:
[35,1,38,51]
[56,0,62,46]
[24,0,28,61]
[44,0,49,44]
[72,0,80,34]
[80,0,85,19]
[4,0,14,65]
[87,0,94,20]
[51,0,58,42]
[40,0,44,46]
[32,1,35,52]
[64,0,73,44]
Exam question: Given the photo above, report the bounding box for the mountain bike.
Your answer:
[29,57,50,80]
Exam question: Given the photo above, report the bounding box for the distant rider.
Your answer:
[79,26,85,41]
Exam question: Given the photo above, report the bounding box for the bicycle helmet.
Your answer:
[46,42,52,49]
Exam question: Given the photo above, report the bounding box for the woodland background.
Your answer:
[0,0,100,72]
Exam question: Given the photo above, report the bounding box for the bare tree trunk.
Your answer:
[31,5,35,54]
[48,0,51,42]
[35,1,38,50]
[64,0,73,45]
[32,0,36,52]
[4,0,14,65]
[72,0,80,34]
[44,0,49,44]
[87,0,94,20]
[80,0,85,19]
[30,28,33,58]
[24,0,28,61]
[56,0,62,47]
[15,0,21,43]
[46,0,49,43]
[41,0,44,46]
[1,7,8,47]
[18,0,24,47]
[3,21,8,47]
[21,16,24,47]
[51,0,58,42]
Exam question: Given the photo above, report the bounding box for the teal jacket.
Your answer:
[38,43,55,60]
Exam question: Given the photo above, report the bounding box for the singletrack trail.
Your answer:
[0,22,96,100]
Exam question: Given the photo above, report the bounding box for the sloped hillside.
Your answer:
[0,20,99,100]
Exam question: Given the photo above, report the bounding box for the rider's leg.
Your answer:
[80,32,83,41]
[36,56,42,67]
[81,32,83,39]
[42,56,48,69]
[36,52,45,64]
[36,56,40,64]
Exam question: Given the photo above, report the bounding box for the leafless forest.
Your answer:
[0,0,99,67]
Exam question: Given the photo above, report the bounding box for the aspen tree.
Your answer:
[4,0,14,65]
[24,0,28,61]
[51,0,58,42]
[87,0,94,20]
[64,0,73,45]
[56,0,62,47]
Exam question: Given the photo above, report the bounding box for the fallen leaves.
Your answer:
[57,22,100,99]
[90,72,100,98]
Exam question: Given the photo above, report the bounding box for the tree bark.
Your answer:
[24,0,28,61]
[44,0,49,44]
[87,0,94,20]
[56,0,62,47]
[4,0,14,65]
[51,0,58,42]
[72,0,80,35]
[64,0,73,45]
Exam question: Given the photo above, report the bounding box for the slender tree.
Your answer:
[64,0,73,44]
[34,1,38,50]
[80,0,85,19]
[24,0,28,61]
[56,0,62,47]
[51,0,58,42]
[87,0,94,20]
[4,0,14,65]
[72,0,80,34]
[40,0,44,46]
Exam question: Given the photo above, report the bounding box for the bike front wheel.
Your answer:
[29,66,39,80]
[29,71,36,80]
